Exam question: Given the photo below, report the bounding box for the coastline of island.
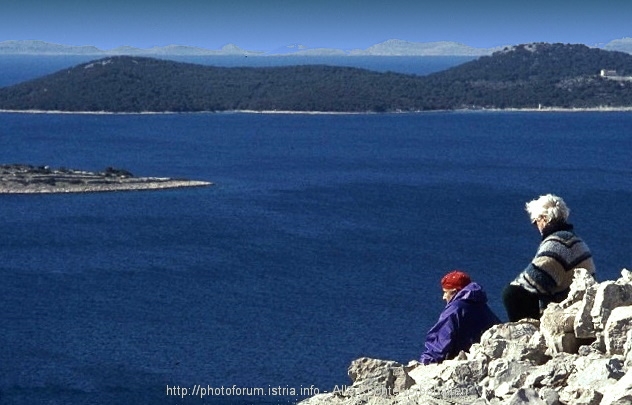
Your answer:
[2,106,632,116]
[0,164,212,194]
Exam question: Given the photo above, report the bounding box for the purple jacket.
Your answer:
[420,282,500,364]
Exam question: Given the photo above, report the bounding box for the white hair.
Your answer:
[525,194,570,224]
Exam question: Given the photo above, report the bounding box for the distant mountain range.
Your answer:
[1,42,631,112]
[2,38,630,57]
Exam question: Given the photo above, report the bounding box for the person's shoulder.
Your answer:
[550,229,575,237]
[545,229,583,245]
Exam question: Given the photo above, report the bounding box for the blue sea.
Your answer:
[1,58,632,405]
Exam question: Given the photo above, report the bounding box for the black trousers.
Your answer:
[502,284,541,322]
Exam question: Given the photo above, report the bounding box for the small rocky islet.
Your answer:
[0,164,212,194]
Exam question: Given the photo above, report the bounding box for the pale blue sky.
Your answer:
[1,0,631,51]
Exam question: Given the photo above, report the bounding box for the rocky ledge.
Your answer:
[300,268,632,405]
[0,164,212,194]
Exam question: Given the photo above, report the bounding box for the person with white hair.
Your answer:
[502,194,596,321]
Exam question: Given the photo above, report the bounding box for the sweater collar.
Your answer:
[541,221,573,240]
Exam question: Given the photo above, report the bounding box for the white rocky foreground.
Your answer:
[300,268,632,405]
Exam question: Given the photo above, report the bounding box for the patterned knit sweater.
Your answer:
[512,222,595,304]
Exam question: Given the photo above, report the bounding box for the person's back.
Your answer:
[420,271,501,364]
[447,282,500,354]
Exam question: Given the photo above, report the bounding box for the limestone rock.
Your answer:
[560,268,598,308]
[558,354,624,403]
[601,369,632,405]
[435,358,486,400]
[523,353,577,390]
[589,332,606,353]
[407,361,443,389]
[390,387,454,405]
[408,360,482,403]
[346,357,413,397]
[482,319,540,342]
[348,357,394,383]
[524,331,552,365]
[574,284,598,339]
[591,281,632,330]
[620,268,632,283]
[506,388,546,404]
[604,305,632,355]
[541,301,591,354]
[562,388,603,405]
[542,302,576,334]
[537,387,561,405]
[624,329,632,367]
[485,359,536,398]
[473,320,548,364]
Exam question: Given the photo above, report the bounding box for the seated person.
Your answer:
[503,194,595,321]
[419,270,501,364]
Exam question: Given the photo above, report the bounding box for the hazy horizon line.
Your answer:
[4,36,632,50]
[1,37,631,57]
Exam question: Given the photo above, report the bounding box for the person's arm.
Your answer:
[419,310,458,365]
[520,259,558,294]
[514,236,563,296]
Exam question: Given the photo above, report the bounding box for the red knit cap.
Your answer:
[441,270,471,291]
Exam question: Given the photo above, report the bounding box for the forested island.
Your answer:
[0,43,631,112]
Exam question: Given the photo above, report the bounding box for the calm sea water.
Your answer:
[0,111,631,404]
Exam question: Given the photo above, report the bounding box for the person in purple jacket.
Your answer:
[419,270,501,364]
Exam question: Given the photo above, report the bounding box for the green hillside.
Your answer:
[0,43,631,112]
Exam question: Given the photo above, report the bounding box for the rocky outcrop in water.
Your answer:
[300,268,632,405]
[0,164,212,193]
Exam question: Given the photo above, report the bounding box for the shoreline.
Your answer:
[2,106,632,115]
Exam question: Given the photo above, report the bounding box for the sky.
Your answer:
[1,0,631,51]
